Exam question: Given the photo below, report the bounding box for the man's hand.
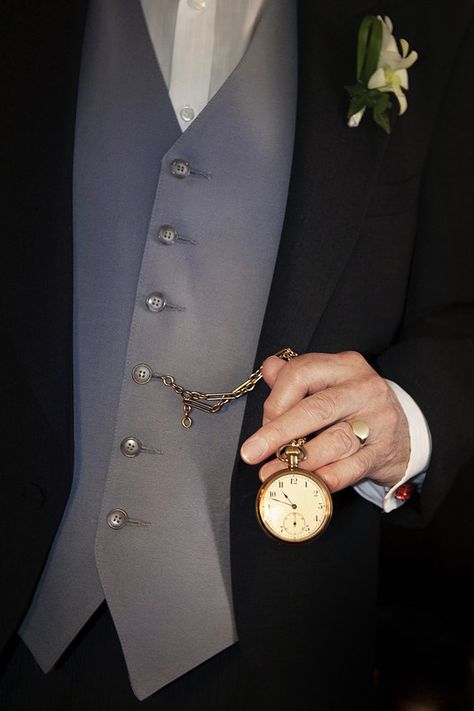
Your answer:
[240,352,411,492]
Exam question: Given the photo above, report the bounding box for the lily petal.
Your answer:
[378,49,418,72]
[383,27,398,54]
[394,51,418,70]
[368,67,386,89]
[377,15,398,55]
[397,68,409,90]
[383,15,393,32]
[347,106,366,127]
[399,38,409,58]
[379,49,405,69]
[404,50,418,68]
[396,91,408,115]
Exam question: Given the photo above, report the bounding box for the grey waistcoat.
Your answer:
[20,0,297,700]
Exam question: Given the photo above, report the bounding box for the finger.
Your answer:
[261,356,296,425]
[263,351,370,423]
[315,446,379,492]
[261,355,287,390]
[241,385,359,464]
[258,421,362,481]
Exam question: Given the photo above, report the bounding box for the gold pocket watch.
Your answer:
[256,439,333,543]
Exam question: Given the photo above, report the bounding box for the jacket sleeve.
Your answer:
[374,12,474,528]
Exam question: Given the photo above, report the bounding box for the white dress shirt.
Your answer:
[140,0,431,510]
[141,0,265,130]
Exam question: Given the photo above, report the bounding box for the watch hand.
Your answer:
[271,498,293,507]
[283,492,297,508]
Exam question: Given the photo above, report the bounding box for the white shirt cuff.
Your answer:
[353,379,432,513]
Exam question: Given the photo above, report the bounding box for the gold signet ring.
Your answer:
[349,420,370,445]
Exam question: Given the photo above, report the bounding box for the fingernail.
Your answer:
[262,416,269,426]
[241,437,268,463]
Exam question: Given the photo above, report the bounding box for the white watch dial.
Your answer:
[257,470,332,543]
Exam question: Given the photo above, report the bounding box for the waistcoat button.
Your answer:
[132,363,153,384]
[170,158,191,178]
[107,509,129,529]
[157,225,197,246]
[120,437,142,457]
[145,292,166,312]
[158,225,178,244]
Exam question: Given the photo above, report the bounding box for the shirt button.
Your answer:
[120,437,142,457]
[188,0,207,9]
[157,225,178,245]
[132,363,153,384]
[179,106,195,123]
[170,159,191,178]
[107,509,129,529]
[145,292,166,312]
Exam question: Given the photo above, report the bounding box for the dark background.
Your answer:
[375,459,474,710]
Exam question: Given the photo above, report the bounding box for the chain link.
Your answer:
[155,347,298,428]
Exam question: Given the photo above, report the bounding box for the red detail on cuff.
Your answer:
[394,482,415,501]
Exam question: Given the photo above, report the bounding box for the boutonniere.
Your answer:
[345,15,418,133]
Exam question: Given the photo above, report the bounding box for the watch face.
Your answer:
[256,468,332,543]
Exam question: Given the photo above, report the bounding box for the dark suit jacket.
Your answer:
[2,0,473,707]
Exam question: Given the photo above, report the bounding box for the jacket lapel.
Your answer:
[253,0,402,365]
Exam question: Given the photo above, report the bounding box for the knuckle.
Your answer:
[356,449,373,477]
[288,356,313,387]
[329,471,341,490]
[264,421,285,446]
[330,426,354,455]
[340,350,366,368]
[370,373,390,397]
[297,352,320,366]
[290,353,323,382]
[384,405,399,429]
[303,392,336,423]
[263,398,279,421]
[383,446,397,467]
[286,355,304,373]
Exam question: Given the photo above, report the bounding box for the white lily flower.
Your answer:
[367,15,418,115]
